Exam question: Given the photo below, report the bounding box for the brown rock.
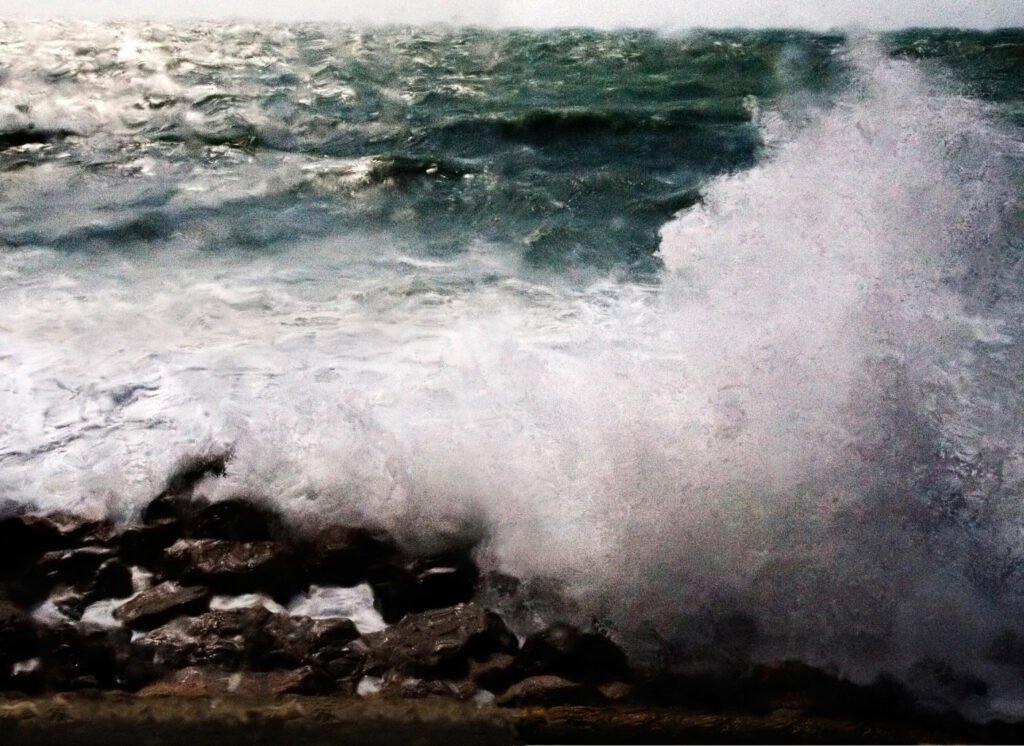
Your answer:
[495,675,600,707]
[135,608,362,674]
[163,539,296,599]
[138,666,313,697]
[135,608,270,670]
[365,603,518,680]
[375,675,478,701]
[113,582,211,630]
[187,498,284,542]
[303,525,398,587]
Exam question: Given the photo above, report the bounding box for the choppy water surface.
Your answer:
[2,20,1023,720]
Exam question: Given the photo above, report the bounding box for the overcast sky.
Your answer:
[0,1,1020,30]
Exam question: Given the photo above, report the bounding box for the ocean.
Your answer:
[1,19,1023,720]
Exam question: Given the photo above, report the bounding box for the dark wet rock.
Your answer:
[365,603,518,680]
[468,653,519,692]
[113,582,211,630]
[38,546,117,586]
[18,548,130,613]
[368,552,480,624]
[163,539,296,599]
[138,665,314,697]
[135,608,362,675]
[0,596,37,668]
[366,565,419,624]
[305,627,368,692]
[92,559,134,600]
[0,513,113,582]
[307,616,361,647]
[514,622,629,685]
[495,675,601,707]
[187,498,284,542]
[44,513,119,546]
[141,492,209,526]
[135,608,272,671]
[36,623,156,691]
[117,518,181,567]
[50,587,91,621]
[409,553,480,611]
[303,525,399,587]
[0,515,64,573]
[374,674,478,701]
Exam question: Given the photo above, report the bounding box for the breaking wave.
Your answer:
[1,26,1023,720]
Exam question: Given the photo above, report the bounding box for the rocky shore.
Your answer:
[2,458,1023,743]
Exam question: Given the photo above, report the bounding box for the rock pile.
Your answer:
[0,479,630,704]
[0,465,939,723]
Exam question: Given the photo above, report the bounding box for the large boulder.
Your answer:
[163,539,297,599]
[514,622,629,686]
[135,607,361,674]
[365,603,518,680]
[113,582,211,630]
[135,607,274,671]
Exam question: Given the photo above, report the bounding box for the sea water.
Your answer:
[1,20,1023,720]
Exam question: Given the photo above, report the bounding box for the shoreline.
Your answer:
[0,693,1009,745]
[4,486,1024,744]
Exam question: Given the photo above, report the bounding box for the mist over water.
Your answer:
[1,20,1023,719]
